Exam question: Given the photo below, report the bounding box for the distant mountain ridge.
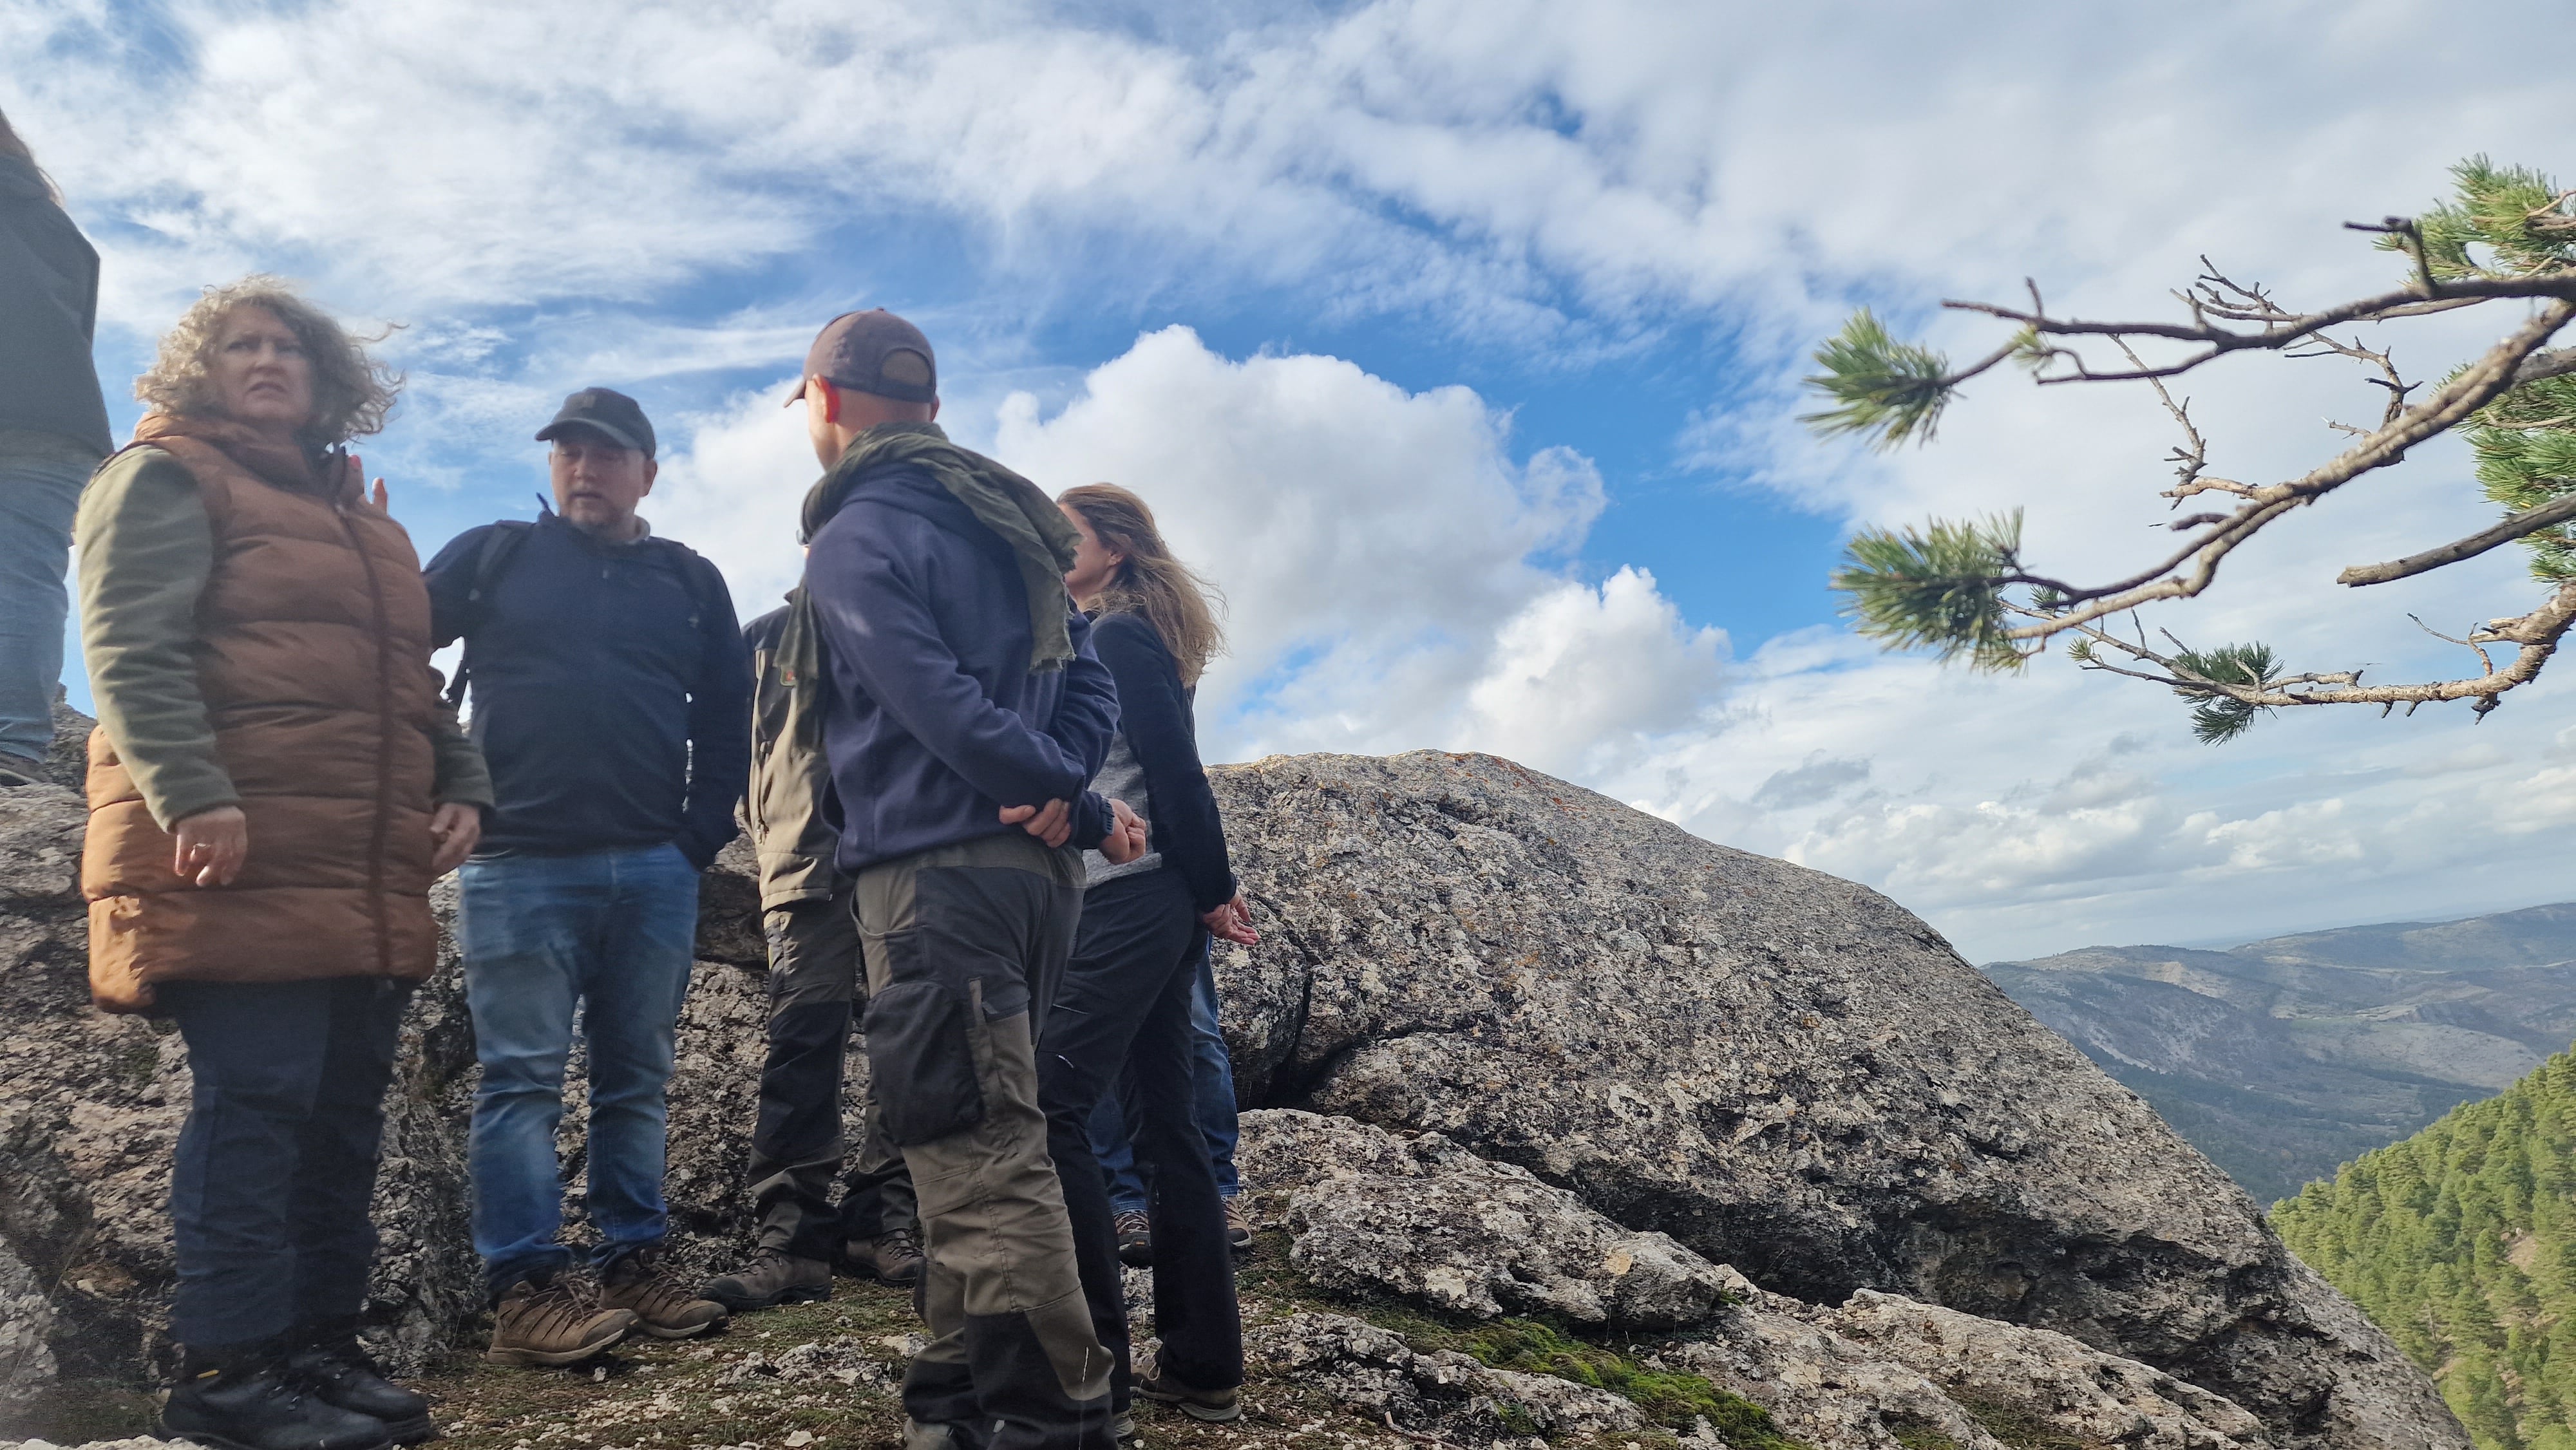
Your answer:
[1984,903,2576,1203]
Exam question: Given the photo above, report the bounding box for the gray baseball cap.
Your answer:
[536,387,656,458]
[785,308,937,406]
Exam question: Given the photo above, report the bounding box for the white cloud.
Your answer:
[21,0,2576,965]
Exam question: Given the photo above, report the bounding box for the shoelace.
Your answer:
[1114,1210,1151,1236]
[880,1229,922,1257]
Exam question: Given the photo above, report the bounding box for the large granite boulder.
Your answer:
[1203,751,2463,1450]
[0,738,2463,1450]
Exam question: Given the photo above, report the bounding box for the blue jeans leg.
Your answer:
[582,843,698,1272]
[462,854,592,1291]
[1090,1091,1149,1216]
[0,448,89,761]
[1188,943,1240,1199]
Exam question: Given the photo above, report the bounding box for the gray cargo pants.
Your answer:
[855,831,1113,1450]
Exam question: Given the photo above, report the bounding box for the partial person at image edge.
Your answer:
[0,109,113,785]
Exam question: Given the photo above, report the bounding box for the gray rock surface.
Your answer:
[1244,1310,1643,1444]
[0,1238,56,1417]
[1233,1109,1734,1328]
[1204,750,2465,1450]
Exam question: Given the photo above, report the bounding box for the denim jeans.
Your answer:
[160,977,411,1351]
[459,843,699,1293]
[0,436,95,762]
[1090,938,1240,1214]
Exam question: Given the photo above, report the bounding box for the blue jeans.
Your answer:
[1091,937,1240,1214]
[0,438,94,762]
[460,843,699,1293]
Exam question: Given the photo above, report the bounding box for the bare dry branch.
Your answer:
[2339,492,2576,586]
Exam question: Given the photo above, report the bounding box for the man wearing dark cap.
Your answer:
[423,388,752,1367]
[790,309,1145,1450]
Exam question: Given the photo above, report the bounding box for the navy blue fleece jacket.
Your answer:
[802,462,1119,874]
[424,513,750,867]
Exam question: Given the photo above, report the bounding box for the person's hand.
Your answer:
[172,805,249,887]
[1099,798,1148,865]
[428,802,481,875]
[1201,889,1258,946]
[999,798,1074,849]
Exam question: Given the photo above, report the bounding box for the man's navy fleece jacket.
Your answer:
[424,513,750,868]
[802,461,1119,875]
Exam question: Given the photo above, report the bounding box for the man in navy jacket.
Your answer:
[425,387,750,1365]
[794,309,1139,1450]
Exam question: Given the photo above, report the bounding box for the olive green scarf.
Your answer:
[799,421,1082,672]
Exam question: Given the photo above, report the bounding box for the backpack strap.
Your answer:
[647,536,730,636]
[443,521,534,709]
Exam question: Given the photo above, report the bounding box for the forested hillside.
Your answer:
[2275,1051,2576,1450]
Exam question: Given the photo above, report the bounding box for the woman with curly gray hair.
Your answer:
[77,277,491,1450]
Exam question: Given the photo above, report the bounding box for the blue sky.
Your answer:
[16,0,2576,959]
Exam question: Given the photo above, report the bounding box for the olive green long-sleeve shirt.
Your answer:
[76,446,493,830]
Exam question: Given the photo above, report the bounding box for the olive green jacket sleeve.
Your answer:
[77,446,497,828]
[77,447,234,830]
[428,699,493,812]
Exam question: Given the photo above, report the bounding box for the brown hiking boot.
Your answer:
[1137,1354,1241,1422]
[701,1245,832,1312]
[1222,1196,1252,1250]
[601,1243,728,1339]
[844,1226,925,1287]
[486,1273,636,1366]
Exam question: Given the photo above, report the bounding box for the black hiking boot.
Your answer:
[160,1340,395,1450]
[287,1318,435,1444]
[1113,1209,1153,1268]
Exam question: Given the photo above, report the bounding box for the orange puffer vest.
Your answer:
[84,414,445,1013]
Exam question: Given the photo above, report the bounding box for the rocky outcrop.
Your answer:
[0,740,2464,1450]
[1234,1109,1734,1329]
[1206,751,2463,1450]
[1245,1311,1645,1445]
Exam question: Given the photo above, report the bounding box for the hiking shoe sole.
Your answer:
[704,1279,831,1312]
[380,1411,438,1445]
[1137,1384,1242,1423]
[157,1420,393,1450]
[631,1310,724,1340]
[483,1310,638,1366]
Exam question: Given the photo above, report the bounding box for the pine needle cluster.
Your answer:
[1826,512,2029,671]
[2394,158,2576,282]
[2465,373,2576,581]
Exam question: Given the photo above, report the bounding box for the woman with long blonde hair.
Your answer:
[1036,483,1255,1426]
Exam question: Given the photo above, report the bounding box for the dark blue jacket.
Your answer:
[424,513,750,867]
[802,462,1119,874]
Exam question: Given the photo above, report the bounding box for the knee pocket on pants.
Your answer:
[865,981,987,1146]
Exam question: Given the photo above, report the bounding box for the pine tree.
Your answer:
[1804,158,2576,741]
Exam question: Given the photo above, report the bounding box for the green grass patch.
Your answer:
[1238,1229,1803,1447]
[1948,1389,2087,1450]
[3,1378,162,1443]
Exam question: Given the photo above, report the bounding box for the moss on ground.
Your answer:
[1236,1229,1803,1448]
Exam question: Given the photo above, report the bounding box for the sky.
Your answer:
[13,0,2576,961]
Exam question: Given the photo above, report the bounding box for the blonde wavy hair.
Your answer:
[135,277,402,444]
[1057,483,1227,686]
